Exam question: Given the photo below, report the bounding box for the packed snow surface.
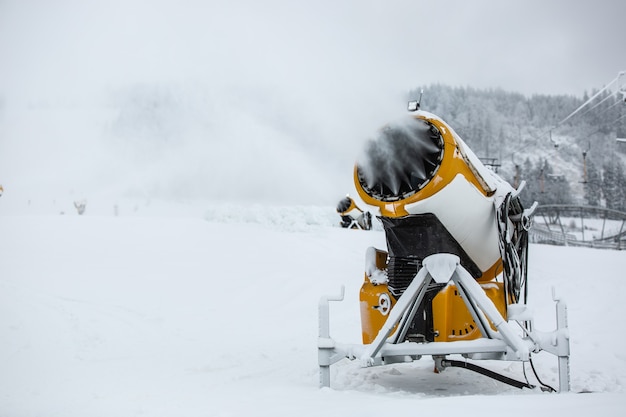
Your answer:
[1,200,625,416]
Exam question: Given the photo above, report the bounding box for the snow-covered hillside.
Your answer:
[1,201,624,416]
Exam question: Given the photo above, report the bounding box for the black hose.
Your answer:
[529,356,557,392]
[442,359,534,390]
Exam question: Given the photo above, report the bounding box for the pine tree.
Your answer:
[614,160,626,212]
[520,159,541,207]
[583,159,602,206]
[602,160,620,210]
[546,175,573,205]
[540,160,573,205]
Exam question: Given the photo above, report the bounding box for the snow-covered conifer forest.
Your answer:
[410,84,626,209]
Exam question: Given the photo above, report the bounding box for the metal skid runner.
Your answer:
[318,253,570,392]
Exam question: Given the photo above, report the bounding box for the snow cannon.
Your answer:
[355,110,516,345]
[336,195,372,230]
[318,103,571,393]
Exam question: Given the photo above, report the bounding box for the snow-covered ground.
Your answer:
[1,199,625,416]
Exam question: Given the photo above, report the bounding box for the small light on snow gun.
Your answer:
[336,195,372,230]
[319,103,570,392]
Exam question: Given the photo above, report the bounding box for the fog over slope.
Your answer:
[1,1,624,206]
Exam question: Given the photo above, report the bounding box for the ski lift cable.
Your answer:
[604,98,625,112]
[503,124,562,163]
[570,88,622,122]
[469,72,625,168]
[612,113,626,125]
[584,89,620,112]
[504,71,625,160]
[555,72,623,127]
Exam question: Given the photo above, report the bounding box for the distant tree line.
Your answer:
[409,84,626,212]
[585,158,626,211]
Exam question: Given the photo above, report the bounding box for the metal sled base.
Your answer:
[318,253,570,392]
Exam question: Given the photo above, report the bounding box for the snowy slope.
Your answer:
[0,202,625,416]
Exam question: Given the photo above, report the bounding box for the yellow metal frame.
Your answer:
[359,249,507,344]
[432,282,507,342]
[359,248,395,344]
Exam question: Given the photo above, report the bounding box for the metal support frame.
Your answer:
[318,286,345,388]
[318,253,570,392]
[555,294,571,392]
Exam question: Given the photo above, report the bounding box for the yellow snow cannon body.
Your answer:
[318,104,571,393]
[356,110,511,344]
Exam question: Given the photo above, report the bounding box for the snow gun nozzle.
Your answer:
[356,117,444,202]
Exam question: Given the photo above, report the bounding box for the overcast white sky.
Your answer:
[1,0,625,205]
[2,0,624,99]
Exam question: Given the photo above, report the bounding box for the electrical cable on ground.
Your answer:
[529,356,557,392]
[442,359,534,390]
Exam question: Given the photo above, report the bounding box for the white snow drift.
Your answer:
[0,201,624,416]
